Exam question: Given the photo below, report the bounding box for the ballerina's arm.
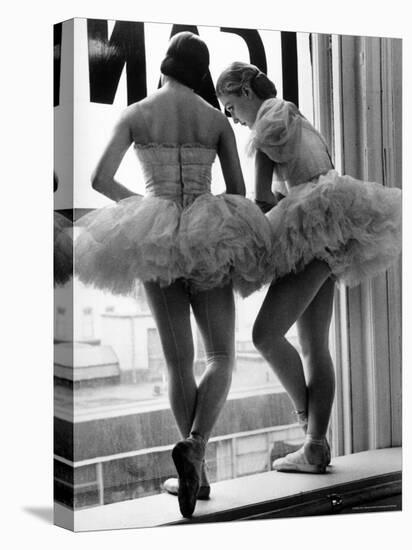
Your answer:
[254,149,278,212]
[91,109,141,202]
[217,116,246,196]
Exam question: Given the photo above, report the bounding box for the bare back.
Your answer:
[93,80,246,198]
[127,84,224,148]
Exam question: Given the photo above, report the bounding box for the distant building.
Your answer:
[54,342,120,387]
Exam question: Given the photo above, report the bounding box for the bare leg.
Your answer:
[296,277,335,464]
[145,281,235,513]
[252,260,331,416]
[143,281,196,439]
[297,277,335,438]
[189,284,236,442]
[170,283,235,517]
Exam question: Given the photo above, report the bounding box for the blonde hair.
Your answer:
[216,62,277,99]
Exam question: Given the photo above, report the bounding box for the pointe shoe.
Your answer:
[172,437,204,518]
[272,441,329,474]
[163,460,211,500]
[294,411,331,466]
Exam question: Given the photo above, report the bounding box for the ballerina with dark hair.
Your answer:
[216,62,401,474]
[75,34,272,517]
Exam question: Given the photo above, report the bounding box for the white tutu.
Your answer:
[266,170,402,286]
[75,192,272,297]
[54,211,73,287]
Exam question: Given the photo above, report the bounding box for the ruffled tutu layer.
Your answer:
[54,212,73,286]
[266,170,402,286]
[74,194,272,297]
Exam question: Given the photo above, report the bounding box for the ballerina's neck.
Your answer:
[161,77,194,94]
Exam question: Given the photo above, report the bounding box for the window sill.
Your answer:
[54,447,401,532]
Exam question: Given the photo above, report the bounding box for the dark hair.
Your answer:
[160,31,210,91]
[216,62,277,99]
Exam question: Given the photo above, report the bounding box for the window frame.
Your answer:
[310,33,402,455]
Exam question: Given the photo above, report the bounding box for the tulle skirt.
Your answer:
[74,193,272,297]
[266,170,402,286]
[54,212,73,287]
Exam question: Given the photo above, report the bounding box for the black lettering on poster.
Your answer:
[76,20,299,109]
[87,19,147,105]
[54,23,62,107]
[220,27,268,73]
[281,31,299,106]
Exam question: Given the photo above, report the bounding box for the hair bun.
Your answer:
[160,55,186,78]
[252,70,277,99]
[160,32,209,91]
[216,62,277,101]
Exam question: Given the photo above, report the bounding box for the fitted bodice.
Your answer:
[250,98,333,192]
[134,144,217,207]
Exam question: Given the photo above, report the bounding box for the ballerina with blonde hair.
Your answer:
[217,61,401,473]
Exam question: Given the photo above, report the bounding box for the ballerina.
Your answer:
[217,62,401,473]
[75,36,272,515]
